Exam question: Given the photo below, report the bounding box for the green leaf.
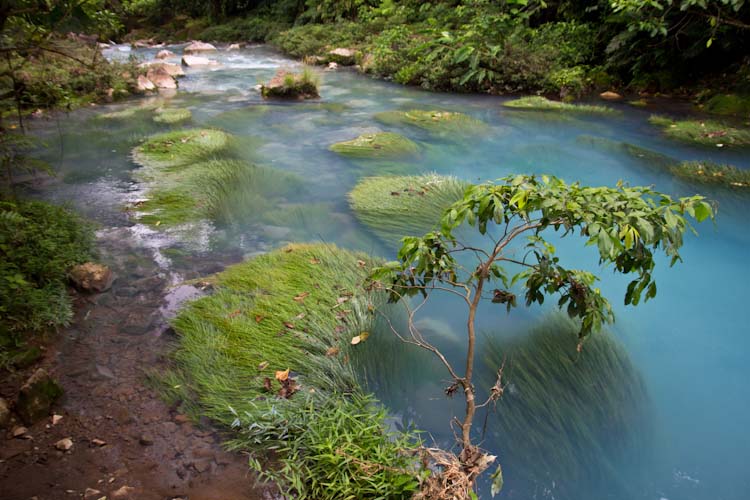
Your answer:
[490,463,504,496]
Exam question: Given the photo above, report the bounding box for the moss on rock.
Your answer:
[502,96,618,115]
[649,115,750,147]
[132,129,232,168]
[348,174,467,246]
[374,109,488,137]
[153,107,192,124]
[329,132,419,159]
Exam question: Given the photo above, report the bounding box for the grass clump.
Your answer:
[374,110,488,137]
[480,314,648,497]
[132,129,232,168]
[0,200,94,338]
[261,68,320,100]
[153,107,192,125]
[168,243,421,498]
[329,132,420,160]
[670,161,750,190]
[649,115,750,147]
[348,174,467,246]
[702,94,750,117]
[502,96,617,115]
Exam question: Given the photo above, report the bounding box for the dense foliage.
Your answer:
[124,0,749,95]
[0,200,94,339]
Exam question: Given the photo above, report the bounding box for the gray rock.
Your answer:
[328,48,357,65]
[16,368,63,425]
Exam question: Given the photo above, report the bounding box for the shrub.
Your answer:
[0,200,94,337]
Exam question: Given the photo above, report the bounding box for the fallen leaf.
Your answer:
[390,191,400,196]
[228,309,241,318]
[310,258,321,265]
[359,331,370,342]
[283,322,295,329]
[263,377,273,392]
[254,314,265,323]
[275,368,290,382]
[295,313,306,320]
[351,335,361,345]
[336,297,349,304]
[334,325,345,333]
[284,247,293,253]
[357,260,366,267]
[326,347,340,357]
[293,292,310,302]
[258,361,269,370]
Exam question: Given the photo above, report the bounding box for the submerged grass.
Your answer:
[168,243,421,498]
[153,107,192,124]
[374,110,488,137]
[480,314,649,497]
[329,132,420,159]
[502,96,618,115]
[649,115,750,147]
[348,174,467,246]
[132,128,232,168]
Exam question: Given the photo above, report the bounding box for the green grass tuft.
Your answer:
[649,115,750,147]
[329,132,420,159]
[132,128,232,168]
[261,68,321,99]
[480,314,649,497]
[153,107,193,124]
[671,161,750,189]
[348,174,467,246]
[502,96,618,115]
[374,109,489,137]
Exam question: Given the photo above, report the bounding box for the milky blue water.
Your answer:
[27,44,750,500]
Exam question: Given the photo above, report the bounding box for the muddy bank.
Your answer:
[0,226,272,500]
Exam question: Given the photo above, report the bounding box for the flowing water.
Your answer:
[25,44,750,500]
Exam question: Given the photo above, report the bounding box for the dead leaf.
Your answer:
[334,325,345,333]
[390,191,400,196]
[228,309,241,318]
[263,377,273,392]
[357,260,366,268]
[258,361,269,371]
[283,322,295,329]
[326,347,340,357]
[359,331,370,342]
[275,368,290,382]
[284,247,293,253]
[295,313,306,320]
[293,292,310,303]
[351,335,361,345]
[310,258,321,265]
[336,297,349,304]
[254,314,265,323]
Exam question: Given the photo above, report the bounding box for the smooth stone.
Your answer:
[226,43,241,51]
[600,91,623,101]
[146,66,177,89]
[156,49,175,59]
[55,437,73,451]
[181,55,219,67]
[183,41,217,54]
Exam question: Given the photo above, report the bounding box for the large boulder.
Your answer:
[69,262,114,293]
[181,55,219,67]
[156,49,176,59]
[16,369,63,425]
[183,41,217,54]
[146,66,177,89]
[327,48,357,66]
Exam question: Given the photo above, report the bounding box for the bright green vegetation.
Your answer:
[167,243,421,498]
[480,315,648,493]
[702,94,750,117]
[0,200,94,340]
[132,129,232,168]
[374,110,488,137]
[261,68,320,99]
[348,174,467,246]
[329,132,419,159]
[153,107,192,124]
[671,161,750,189]
[649,115,750,147]
[502,96,617,115]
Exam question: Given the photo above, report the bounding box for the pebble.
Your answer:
[55,437,74,451]
[51,414,63,425]
[138,434,154,446]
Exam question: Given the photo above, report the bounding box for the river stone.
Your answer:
[16,368,64,425]
[328,48,356,65]
[69,263,114,293]
[137,74,155,92]
[184,41,217,54]
[140,61,185,78]
[226,43,241,51]
[156,49,175,59]
[600,91,623,101]
[181,55,219,67]
[146,66,177,89]
[0,397,10,428]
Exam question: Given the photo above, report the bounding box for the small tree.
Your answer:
[367,175,713,497]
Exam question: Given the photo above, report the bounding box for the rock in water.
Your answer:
[600,91,623,101]
[328,48,356,65]
[146,66,177,89]
[156,49,175,59]
[181,55,219,67]
[16,369,63,424]
[0,397,10,428]
[69,262,114,293]
[183,41,217,54]
[136,75,155,92]
[226,43,241,51]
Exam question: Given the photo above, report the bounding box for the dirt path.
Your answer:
[0,227,272,500]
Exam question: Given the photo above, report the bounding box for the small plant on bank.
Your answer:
[367,175,713,497]
[261,68,320,99]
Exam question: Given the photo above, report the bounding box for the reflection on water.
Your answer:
[26,44,750,500]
